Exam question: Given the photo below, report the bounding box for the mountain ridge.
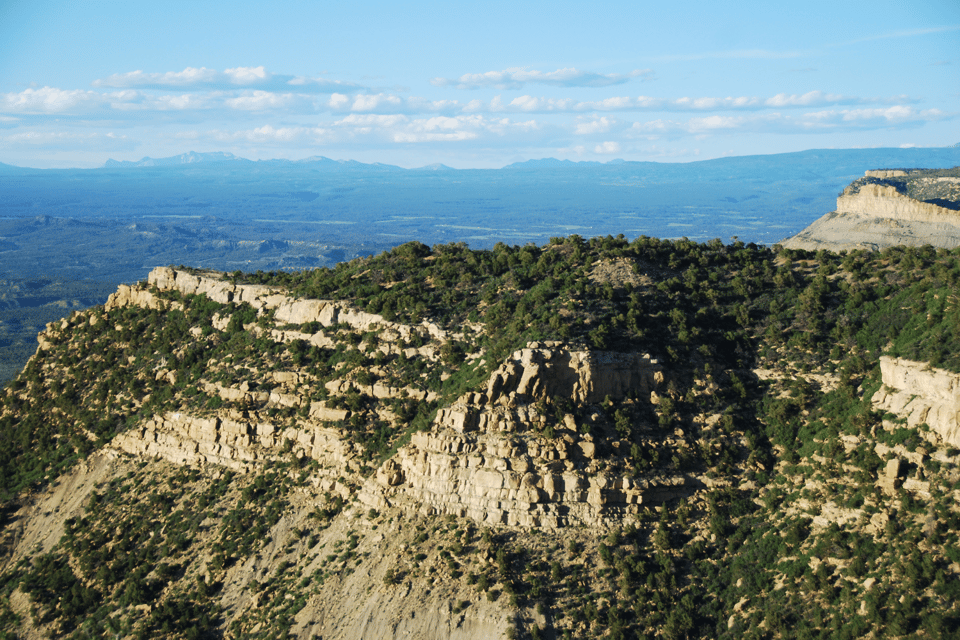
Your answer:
[11,146,944,173]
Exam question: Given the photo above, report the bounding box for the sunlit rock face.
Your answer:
[782,169,960,252]
[873,355,960,449]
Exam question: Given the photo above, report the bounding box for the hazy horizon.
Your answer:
[1,0,957,169]
[2,144,960,172]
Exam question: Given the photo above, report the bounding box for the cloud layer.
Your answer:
[0,65,953,165]
[431,67,654,89]
[93,66,362,93]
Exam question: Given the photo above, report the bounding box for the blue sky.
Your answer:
[1,0,958,168]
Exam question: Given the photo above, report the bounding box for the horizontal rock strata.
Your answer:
[113,410,357,469]
[99,267,705,529]
[361,343,697,528]
[372,430,698,529]
[872,355,960,448]
[782,169,960,252]
[136,266,475,344]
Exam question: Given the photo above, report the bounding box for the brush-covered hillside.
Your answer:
[1,235,960,640]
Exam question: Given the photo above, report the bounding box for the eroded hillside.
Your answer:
[2,236,960,639]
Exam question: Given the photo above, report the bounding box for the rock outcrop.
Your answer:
[872,355,960,448]
[102,316,692,529]
[96,267,709,531]
[108,337,690,530]
[483,344,664,406]
[360,344,701,528]
[128,266,474,344]
[372,428,698,529]
[782,168,960,252]
[113,410,359,475]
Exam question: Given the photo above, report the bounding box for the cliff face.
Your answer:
[836,184,960,223]
[5,264,720,638]
[109,266,452,342]
[782,168,960,252]
[872,356,960,448]
[104,268,697,530]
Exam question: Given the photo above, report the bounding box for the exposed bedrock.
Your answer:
[872,355,960,448]
[782,169,960,252]
[105,266,473,345]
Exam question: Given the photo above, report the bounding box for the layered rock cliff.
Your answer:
[98,267,699,530]
[782,167,960,251]
[872,355,960,448]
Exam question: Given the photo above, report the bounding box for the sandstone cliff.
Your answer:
[872,355,960,448]
[99,267,700,531]
[782,167,960,251]
[107,266,465,345]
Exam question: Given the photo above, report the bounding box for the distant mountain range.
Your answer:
[99,151,634,171]
[102,151,244,167]
[89,147,960,175]
[0,147,955,175]
[101,151,408,171]
[99,151,629,171]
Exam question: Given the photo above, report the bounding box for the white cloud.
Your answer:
[450,92,904,115]
[766,91,842,107]
[93,66,363,93]
[432,67,654,89]
[575,116,617,135]
[5,61,954,165]
[326,113,542,144]
[594,141,621,154]
[233,124,320,142]
[95,67,220,88]
[579,96,642,111]
[507,96,577,112]
[686,115,751,132]
[224,66,270,84]
[799,106,948,129]
[350,93,404,112]
[625,107,952,139]
[225,91,300,111]
[1,129,136,150]
[840,106,933,121]
[187,125,331,144]
[329,93,350,110]
[335,113,409,130]
[392,116,483,142]
[0,86,223,115]
[1,87,106,113]
[763,90,909,108]
[404,97,462,114]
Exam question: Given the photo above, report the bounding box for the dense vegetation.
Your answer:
[1,236,959,639]
[238,236,960,372]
